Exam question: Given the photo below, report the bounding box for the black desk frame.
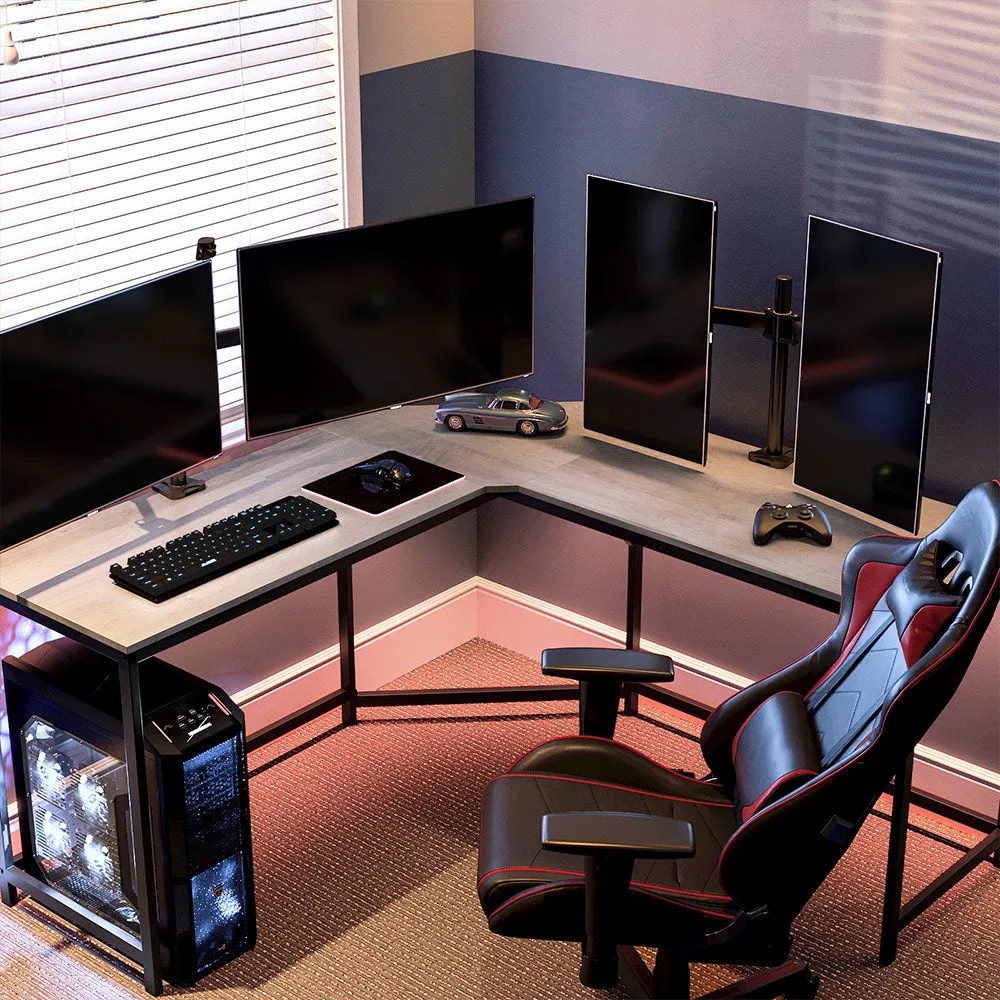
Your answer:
[1,489,996,994]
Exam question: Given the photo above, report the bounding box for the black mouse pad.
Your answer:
[302,451,464,515]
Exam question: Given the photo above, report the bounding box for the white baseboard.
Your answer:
[4,576,996,846]
[233,578,480,735]
[1,580,482,853]
[474,577,1000,823]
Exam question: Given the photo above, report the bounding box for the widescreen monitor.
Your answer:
[793,217,941,534]
[238,198,534,439]
[0,263,221,550]
[584,175,716,465]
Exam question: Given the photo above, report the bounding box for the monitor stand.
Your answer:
[713,275,799,470]
[302,451,463,515]
[152,471,206,500]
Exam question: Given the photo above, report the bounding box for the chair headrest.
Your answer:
[886,539,965,666]
[924,480,1000,602]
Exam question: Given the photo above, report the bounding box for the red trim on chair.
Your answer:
[479,866,733,905]
[509,735,714,784]
[739,769,817,823]
[487,772,732,807]
[843,561,907,646]
[508,737,564,770]
[899,605,959,666]
[703,539,920,733]
[718,555,1000,892]
[630,880,732,903]
[488,880,731,922]
[804,622,865,698]
[629,886,733,919]
[804,561,905,698]
[731,692,782,760]
[478,866,580,887]
[487,881,582,921]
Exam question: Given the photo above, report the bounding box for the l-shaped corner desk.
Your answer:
[0,401,994,995]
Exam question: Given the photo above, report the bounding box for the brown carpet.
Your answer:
[1,639,997,999]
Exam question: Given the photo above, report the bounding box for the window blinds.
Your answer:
[0,0,345,433]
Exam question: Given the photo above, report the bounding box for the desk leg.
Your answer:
[0,742,17,907]
[339,567,358,726]
[879,754,913,966]
[118,655,164,995]
[623,543,643,716]
[993,800,999,868]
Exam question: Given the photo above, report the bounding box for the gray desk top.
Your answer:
[0,402,952,655]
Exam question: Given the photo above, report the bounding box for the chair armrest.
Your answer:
[541,648,674,740]
[541,647,674,682]
[540,810,695,989]
[542,811,694,859]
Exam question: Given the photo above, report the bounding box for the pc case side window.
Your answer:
[20,717,139,932]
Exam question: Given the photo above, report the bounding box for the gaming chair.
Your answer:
[477,480,1000,998]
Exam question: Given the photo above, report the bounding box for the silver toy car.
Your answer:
[434,389,568,436]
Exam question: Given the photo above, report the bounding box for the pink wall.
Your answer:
[1,609,60,803]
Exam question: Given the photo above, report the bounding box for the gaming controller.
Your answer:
[753,502,833,546]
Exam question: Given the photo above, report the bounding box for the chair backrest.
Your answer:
[705,480,999,920]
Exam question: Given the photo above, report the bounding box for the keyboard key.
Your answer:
[109,496,338,602]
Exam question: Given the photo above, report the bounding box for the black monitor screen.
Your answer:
[584,176,716,465]
[238,198,534,438]
[0,263,221,550]
[794,217,941,533]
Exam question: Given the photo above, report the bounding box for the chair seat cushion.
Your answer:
[477,755,738,945]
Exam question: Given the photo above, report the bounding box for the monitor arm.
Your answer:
[712,275,801,469]
[151,236,220,500]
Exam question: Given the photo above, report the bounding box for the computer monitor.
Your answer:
[584,175,716,465]
[0,263,222,551]
[793,217,941,534]
[237,198,534,439]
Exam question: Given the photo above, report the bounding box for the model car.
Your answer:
[434,389,568,436]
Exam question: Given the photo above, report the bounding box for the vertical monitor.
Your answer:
[584,176,716,465]
[238,198,534,439]
[0,263,222,550]
[794,217,941,534]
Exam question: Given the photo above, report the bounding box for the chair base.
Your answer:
[618,947,819,1000]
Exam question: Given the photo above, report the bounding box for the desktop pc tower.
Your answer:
[1,639,256,985]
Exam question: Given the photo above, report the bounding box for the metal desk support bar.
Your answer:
[712,275,801,470]
[0,737,16,907]
[879,753,1000,964]
[1,492,991,990]
[623,542,643,716]
[338,567,358,726]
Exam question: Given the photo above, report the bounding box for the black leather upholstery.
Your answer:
[885,539,964,665]
[731,692,819,822]
[699,533,919,789]
[479,767,738,946]
[477,480,1000,980]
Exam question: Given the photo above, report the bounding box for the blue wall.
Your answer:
[474,52,1000,504]
[360,51,475,225]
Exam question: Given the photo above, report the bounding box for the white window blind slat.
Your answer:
[6,144,338,239]
[9,1,228,34]
[9,181,340,283]
[5,5,330,87]
[2,79,336,171]
[2,31,333,120]
[0,0,345,442]
[51,176,338,266]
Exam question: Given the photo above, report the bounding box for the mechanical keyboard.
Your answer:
[110,495,339,602]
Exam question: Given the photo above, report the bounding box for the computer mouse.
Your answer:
[353,458,412,492]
